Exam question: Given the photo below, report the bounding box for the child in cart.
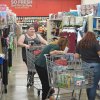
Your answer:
[35,36,68,100]
[18,24,48,87]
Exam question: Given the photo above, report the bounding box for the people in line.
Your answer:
[35,36,68,100]
[18,24,48,86]
[74,31,100,100]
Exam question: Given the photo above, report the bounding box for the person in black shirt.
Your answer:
[74,31,100,100]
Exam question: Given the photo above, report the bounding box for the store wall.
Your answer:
[0,0,81,16]
[81,0,99,4]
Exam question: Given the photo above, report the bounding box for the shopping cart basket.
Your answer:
[26,44,45,96]
[96,80,100,98]
[45,54,94,100]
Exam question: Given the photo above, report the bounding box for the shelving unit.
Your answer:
[47,19,62,41]
[17,16,48,29]
[47,16,84,41]
[47,16,85,53]
[85,16,100,33]
[87,16,100,40]
[93,17,100,31]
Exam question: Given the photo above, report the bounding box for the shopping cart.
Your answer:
[26,43,45,96]
[96,80,100,98]
[45,54,94,100]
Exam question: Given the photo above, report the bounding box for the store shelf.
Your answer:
[17,16,48,30]
[49,19,62,21]
[93,28,100,31]
[93,16,100,20]
[93,17,100,31]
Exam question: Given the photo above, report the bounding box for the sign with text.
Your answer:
[11,0,32,8]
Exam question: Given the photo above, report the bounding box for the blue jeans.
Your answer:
[82,61,100,100]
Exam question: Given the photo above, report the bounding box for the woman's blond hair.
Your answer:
[57,36,68,50]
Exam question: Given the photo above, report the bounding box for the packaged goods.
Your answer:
[73,75,85,86]
[33,50,41,55]
[54,59,67,66]
[56,74,67,88]
[56,73,72,88]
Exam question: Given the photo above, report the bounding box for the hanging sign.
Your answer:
[11,0,32,8]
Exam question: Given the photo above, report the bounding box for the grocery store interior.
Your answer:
[0,0,100,100]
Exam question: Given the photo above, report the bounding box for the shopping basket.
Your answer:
[45,54,94,100]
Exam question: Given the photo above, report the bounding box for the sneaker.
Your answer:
[50,88,55,95]
[48,88,55,98]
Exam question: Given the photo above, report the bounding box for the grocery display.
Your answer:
[0,1,100,100]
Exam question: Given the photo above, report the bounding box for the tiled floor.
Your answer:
[1,47,100,100]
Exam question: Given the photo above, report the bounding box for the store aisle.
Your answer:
[1,47,100,100]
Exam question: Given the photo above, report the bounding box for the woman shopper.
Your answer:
[18,24,48,86]
[35,36,68,100]
[74,31,100,100]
